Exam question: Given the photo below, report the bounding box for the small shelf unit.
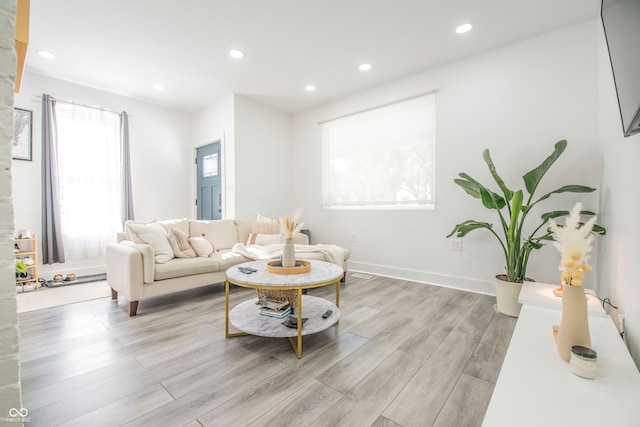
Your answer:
[15,234,38,291]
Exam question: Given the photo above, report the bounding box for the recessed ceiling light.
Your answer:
[37,50,56,59]
[153,84,166,92]
[229,49,245,58]
[359,63,372,71]
[305,85,316,92]
[455,23,473,34]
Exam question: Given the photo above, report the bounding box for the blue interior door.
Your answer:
[196,142,222,220]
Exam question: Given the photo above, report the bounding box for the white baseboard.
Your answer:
[39,264,106,281]
[347,260,496,296]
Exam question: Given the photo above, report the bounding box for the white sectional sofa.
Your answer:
[106,218,349,316]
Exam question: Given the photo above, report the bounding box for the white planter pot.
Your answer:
[494,275,523,317]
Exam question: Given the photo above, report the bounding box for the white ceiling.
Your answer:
[25,0,601,114]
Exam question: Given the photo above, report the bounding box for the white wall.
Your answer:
[233,95,292,219]
[191,94,235,218]
[191,94,293,221]
[13,72,192,279]
[292,21,601,295]
[598,19,640,366]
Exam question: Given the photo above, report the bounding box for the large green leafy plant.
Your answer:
[447,140,605,283]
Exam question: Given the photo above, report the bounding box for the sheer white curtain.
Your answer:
[55,102,122,258]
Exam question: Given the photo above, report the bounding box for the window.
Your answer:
[321,93,435,209]
[55,102,123,258]
[202,153,219,177]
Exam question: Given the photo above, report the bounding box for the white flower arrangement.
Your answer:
[279,208,304,240]
[547,203,596,287]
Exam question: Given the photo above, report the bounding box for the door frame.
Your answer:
[193,135,226,219]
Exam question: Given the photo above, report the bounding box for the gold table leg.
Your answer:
[287,287,304,359]
[225,279,248,338]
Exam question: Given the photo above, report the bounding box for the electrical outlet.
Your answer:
[450,239,463,251]
[350,233,358,242]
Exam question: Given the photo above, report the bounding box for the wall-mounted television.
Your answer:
[601,0,640,137]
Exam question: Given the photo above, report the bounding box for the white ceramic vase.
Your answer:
[282,238,295,268]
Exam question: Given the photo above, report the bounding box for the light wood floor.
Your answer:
[18,273,516,427]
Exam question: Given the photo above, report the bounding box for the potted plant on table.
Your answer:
[446,140,605,317]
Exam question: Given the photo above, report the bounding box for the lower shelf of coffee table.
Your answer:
[229,295,339,338]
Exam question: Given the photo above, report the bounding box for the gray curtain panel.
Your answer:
[120,111,134,225]
[41,94,66,264]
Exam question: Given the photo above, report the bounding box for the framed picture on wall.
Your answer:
[12,108,32,161]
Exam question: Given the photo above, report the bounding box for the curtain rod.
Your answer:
[317,90,437,125]
[32,94,129,116]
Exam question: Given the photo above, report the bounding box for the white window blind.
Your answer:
[321,93,435,209]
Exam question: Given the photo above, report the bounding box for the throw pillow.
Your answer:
[127,223,174,264]
[168,228,196,258]
[189,236,214,257]
[250,221,281,235]
[256,212,279,224]
[246,233,283,246]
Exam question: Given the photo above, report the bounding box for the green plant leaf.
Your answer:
[15,261,27,274]
[447,220,494,238]
[532,185,596,206]
[522,140,567,196]
[507,190,523,243]
[479,186,506,210]
[540,209,596,222]
[455,173,505,209]
[454,175,482,199]
[483,149,513,201]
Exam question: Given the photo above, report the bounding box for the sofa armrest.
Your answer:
[120,241,155,284]
[106,242,147,303]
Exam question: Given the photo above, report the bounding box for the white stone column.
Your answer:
[0,0,24,422]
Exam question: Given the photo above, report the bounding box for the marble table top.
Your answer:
[229,295,339,338]
[226,259,343,289]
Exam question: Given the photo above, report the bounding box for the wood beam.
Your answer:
[14,0,30,93]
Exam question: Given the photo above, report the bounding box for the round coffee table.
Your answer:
[225,259,343,358]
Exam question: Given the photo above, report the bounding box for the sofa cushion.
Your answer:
[154,256,221,281]
[158,219,190,236]
[189,219,239,250]
[215,249,252,270]
[127,223,174,264]
[234,219,252,248]
[246,233,282,246]
[189,236,214,257]
[256,212,279,224]
[251,221,280,235]
[124,219,155,242]
[168,228,196,258]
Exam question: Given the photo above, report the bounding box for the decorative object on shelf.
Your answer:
[256,288,300,310]
[257,260,312,308]
[15,260,28,280]
[570,345,598,379]
[447,140,605,317]
[279,209,304,268]
[12,108,32,161]
[266,259,312,275]
[282,238,295,268]
[15,233,39,292]
[549,203,595,362]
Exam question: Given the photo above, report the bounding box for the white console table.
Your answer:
[483,284,640,426]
